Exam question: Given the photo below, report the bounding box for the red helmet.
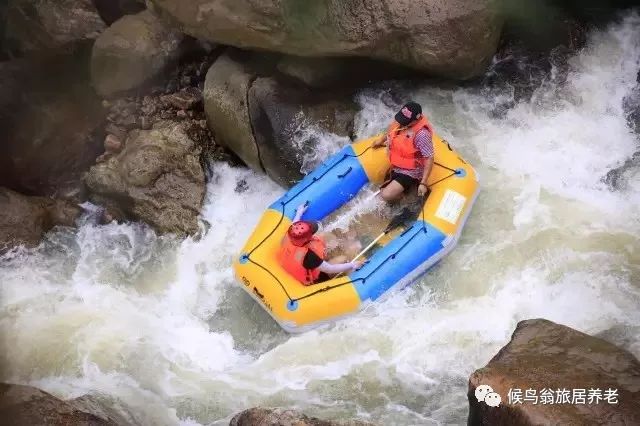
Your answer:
[288,221,319,246]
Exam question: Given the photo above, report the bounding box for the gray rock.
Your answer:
[248,76,357,187]
[0,53,105,197]
[0,188,81,251]
[468,319,640,426]
[161,87,202,110]
[90,9,183,97]
[4,0,105,57]
[92,0,146,25]
[230,407,375,426]
[149,0,502,79]
[0,382,118,426]
[204,52,263,172]
[204,53,357,187]
[276,55,417,88]
[85,120,205,235]
[277,56,354,88]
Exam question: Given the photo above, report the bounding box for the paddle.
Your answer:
[350,207,415,262]
[334,207,415,278]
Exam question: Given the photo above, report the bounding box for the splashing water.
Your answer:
[2,14,640,426]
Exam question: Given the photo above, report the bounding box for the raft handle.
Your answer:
[337,167,353,179]
[253,287,265,300]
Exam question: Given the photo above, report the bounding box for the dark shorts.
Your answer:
[317,272,331,283]
[389,170,420,192]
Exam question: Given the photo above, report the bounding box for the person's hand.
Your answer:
[372,134,387,149]
[417,183,428,197]
[351,260,364,270]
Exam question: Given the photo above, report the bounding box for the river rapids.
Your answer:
[1,13,639,426]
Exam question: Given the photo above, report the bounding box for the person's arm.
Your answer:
[416,129,435,185]
[293,203,308,222]
[317,260,359,274]
[420,156,434,186]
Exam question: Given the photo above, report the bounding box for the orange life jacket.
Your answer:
[388,116,433,170]
[278,234,327,285]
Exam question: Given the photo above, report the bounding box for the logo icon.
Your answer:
[476,384,502,407]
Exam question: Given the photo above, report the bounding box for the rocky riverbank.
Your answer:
[2,320,638,425]
[0,383,119,426]
[468,319,640,425]
[2,0,637,244]
[0,383,374,425]
[0,2,639,424]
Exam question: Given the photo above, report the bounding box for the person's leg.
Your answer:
[315,272,331,283]
[379,180,405,202]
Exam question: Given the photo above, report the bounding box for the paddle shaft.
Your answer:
[333,229,389,278]
[350,231,387,262]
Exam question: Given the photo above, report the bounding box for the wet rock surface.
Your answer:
[0,49,105,198]
[85,120,206,235]
[248,76,357,187]
[0,188,81,251]
[90,9,184,97]
[149,0,503,79]
[275,55,418,89]
[83,45,236,235]
[91,0,146,25]
[100,50,231,168]
[468,319,640,426]
[230,407,375,426]
[204,52,262,173]
[0,383,118,426]
[204,51,358,187]
[3,0,105,57]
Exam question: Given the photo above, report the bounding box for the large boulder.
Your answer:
[204,52,357,187]
[92,0,146,25]
[230,407,374,426]
[204,52,262,172]
[276,56,353,88]
[90,10,184,97]
[248,77,357,186]
[85,120,205,235]
[275,55,418,88]
[4,0,105,57]
[468,319,640,426]
[0,188,81,251]
[149,0,503,79]
[0,52,105,198]
[0,383,118,426]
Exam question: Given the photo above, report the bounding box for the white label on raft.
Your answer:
[435,190,466,224]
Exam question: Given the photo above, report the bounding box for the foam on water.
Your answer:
[1,13,640,426]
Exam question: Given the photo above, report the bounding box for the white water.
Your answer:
[2,14,640,426]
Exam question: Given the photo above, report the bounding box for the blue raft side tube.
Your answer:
[347,221,447,302]
[268,145,370,221]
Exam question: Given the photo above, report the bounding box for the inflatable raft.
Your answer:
[233,132,479,333]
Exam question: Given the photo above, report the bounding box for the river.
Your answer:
[1,13,639,426]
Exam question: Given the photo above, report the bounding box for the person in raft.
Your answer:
[371,101,435,202]
[278,203,363,285]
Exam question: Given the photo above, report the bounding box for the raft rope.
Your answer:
[243,141,462,304]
